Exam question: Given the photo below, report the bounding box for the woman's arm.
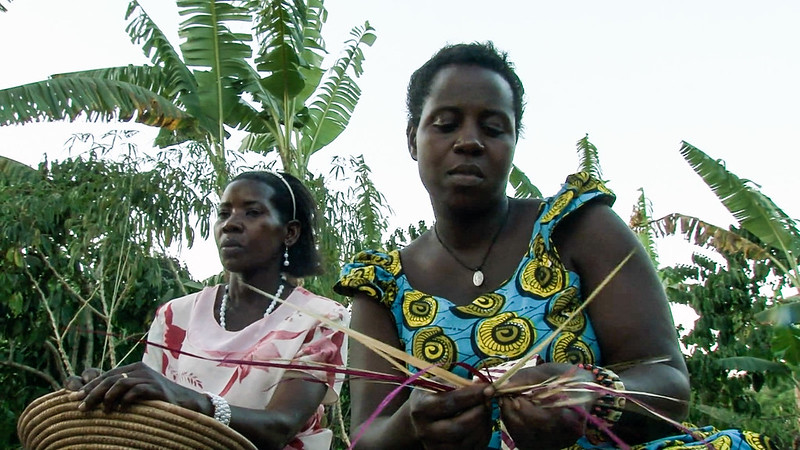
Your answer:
[70,362,327,450]
[558,202,691,442]
[498,202,690,448]
[348,293,493,450]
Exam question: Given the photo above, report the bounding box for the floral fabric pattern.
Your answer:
[143,285,349,450]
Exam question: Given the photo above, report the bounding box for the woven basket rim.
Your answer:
[18,389,257,450]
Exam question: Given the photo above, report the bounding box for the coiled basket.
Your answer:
[17,389,256,449]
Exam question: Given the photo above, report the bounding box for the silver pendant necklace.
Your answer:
[219,277,286,330]
[433,201,510,287]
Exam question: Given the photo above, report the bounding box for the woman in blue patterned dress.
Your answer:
[335,42,775,450]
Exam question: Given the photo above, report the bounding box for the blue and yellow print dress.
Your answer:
[335,173,775,450]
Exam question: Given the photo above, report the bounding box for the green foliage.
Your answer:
[680,141,800,287]
[0,3,384,448]
[575,133,604,181]
[0,0,377,190]
[0,132,213,445]
[303,155,391,302]
[629,187,659,267]
[509,164,542,199]
[661,244,795,439]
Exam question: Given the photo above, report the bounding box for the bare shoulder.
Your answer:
[552,200,638,270]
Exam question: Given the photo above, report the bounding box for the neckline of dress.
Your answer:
[395,199,552,306]
[211,284,298,332]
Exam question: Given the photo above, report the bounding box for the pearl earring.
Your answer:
[283,245,290,267]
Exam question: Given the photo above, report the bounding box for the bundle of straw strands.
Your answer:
[17,389,256,450]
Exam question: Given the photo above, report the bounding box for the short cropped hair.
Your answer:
[406,41,525,138]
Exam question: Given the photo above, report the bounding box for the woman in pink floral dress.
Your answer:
[68,171,349,450]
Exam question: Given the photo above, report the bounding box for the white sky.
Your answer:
[1,0,799,296]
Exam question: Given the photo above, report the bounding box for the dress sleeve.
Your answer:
[333,249,401,307]
[287,302,351,405]
[538,172,616,228]
[141,304,167,372]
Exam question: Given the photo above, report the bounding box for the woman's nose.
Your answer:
[221,213,244,232]
[452,127,485,154]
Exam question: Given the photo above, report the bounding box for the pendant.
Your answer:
[472,270,484,287]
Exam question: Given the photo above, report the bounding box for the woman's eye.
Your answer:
[432,121,457,132]
[217,210,230,219]
[483,125,505,137]
[246,209,262,217]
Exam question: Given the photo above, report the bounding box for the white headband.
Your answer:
[271,172,296,221]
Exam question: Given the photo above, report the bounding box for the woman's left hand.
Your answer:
[68,361,205,414]
[498,362,597,449]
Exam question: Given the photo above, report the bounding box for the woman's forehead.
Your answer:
[220,179,276,204]
[424,65,514,110]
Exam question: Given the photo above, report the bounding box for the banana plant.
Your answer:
[0,0,376,188]
[652,141,800,368]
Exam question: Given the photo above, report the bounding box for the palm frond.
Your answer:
[630,188,659,266]
[177,0,253,141]
[238,132,278,154]
[178,0,252,71]
[252,0,308,98]
[0,0,13,13]
[769,326,800,366]
[0,78,195,131]
[125,0,198,99]
[0,156,41,184]
[52,65,170,99]
[755,298,800,327]
[291,0,328,106]
[576,134,603,180]
[651,213,769,260]
[509,164,542,198]
[680,141,800,261]
[301,23,376,157]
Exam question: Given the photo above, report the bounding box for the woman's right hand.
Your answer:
[408,383,493,450]
[64,367,103,391]
[67,362,206,414]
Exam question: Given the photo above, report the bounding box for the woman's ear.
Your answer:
[407,124,418,161]
[285,220,301,247]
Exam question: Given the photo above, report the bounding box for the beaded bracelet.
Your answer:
[577,363,625,444]
[204,392,232,426]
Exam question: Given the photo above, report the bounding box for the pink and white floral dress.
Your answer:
[142,285,349,450]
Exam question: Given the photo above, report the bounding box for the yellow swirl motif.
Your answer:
[454,293,505,318]
[700,435,732,450]
[566,172,613,196]
[382,282,399,307]
[551,332,594,365]
[531,234,547,257]
[519,253,567,298]
[545,287,585,333]
[412,327,456,370]
[474,356,508,371]
[743,431,773,450]
[402,290,438,328]
[339,266,378,298]
[475,312,534,359]
[539,190,574,223]
[383,250,403,276]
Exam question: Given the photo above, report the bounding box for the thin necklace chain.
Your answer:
[219,276,285,330]
[433,200,510,286]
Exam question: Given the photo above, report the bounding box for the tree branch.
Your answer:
[0,360,60,390]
